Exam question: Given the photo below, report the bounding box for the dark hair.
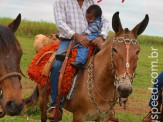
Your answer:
[86,5,102,18]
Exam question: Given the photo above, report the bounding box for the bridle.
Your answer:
[111,37,139,86]
[0,72,21,98]
[86,36,139,121]
[0,72,21,82]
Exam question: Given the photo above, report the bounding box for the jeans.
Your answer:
[50,40,70,107]
[149,72,163,106]
[76,34,97,64]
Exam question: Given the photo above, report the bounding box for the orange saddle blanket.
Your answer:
[27,40,95,95]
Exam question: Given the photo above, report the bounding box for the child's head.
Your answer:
[86,5,102,23]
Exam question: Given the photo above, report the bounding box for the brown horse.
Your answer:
[0,14,24,117]
[25,12,149,122]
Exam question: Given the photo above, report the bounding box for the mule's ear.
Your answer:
[112,12,123,33]
[8,14,21,33]
[132,14,149,36]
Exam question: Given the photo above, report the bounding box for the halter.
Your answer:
[111,37,139,86]
[0,72,21,98]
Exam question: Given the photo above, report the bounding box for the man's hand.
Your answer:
[72,33,91,47]
[92,36,104,48]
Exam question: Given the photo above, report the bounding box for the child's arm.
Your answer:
[85,20,102,34]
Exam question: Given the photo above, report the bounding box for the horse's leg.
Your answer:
[40,85,49,122]
[73,113,85,122]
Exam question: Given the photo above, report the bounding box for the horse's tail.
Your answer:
[24,85,39,107]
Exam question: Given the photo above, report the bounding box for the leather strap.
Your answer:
[125,43,130,75]
[54,41,73,121]
[0,72,21,82]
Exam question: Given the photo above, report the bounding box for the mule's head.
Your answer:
[0,14,23,117]
[111,12,149,98]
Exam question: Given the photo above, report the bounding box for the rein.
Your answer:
[87,56,118,121]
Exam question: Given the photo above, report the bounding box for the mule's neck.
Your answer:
[93,45,114,91]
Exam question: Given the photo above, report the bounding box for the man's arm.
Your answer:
[100,15,109,39]
[53,0,75,39]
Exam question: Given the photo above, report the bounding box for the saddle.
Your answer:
[27,40,96,95]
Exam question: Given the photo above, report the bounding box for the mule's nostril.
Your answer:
[117,84,133,98]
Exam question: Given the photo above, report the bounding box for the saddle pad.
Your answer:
[27,40,95,95]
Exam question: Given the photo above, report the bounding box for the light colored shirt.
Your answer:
[53,0,109,39]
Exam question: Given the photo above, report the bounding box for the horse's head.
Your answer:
[110,12,149,99]
[0,14,23,117]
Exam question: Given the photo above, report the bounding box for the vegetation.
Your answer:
[0,18,163,122]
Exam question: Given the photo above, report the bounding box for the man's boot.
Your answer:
[48,107,63,121]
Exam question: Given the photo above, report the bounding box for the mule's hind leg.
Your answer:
[40,85,49,122]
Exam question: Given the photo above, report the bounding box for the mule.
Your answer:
[0,14,24,117]
[25,12,149,122]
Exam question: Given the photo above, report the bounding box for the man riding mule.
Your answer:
[26,11,149,122]
[0,14,24,118]
[50,11,149,122]
[48,0,112,121]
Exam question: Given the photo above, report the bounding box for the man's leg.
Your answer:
[49,40,70,115]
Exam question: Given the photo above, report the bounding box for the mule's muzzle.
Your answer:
[6,99,24,116]
[116,78,133,98]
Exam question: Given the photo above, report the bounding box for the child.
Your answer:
[71,5,103,68]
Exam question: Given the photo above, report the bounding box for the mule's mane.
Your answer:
[0,25,17,52]
[100,35,114,50]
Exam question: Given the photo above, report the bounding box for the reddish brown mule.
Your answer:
[0,14,24,117]
[25,12,149,122]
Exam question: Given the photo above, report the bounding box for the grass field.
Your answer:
[0,35,162,122]
[0,18,163,121]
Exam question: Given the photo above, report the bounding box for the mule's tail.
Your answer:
[24,85,39,107]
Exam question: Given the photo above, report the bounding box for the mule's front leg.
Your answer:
[40,86,49,122]
[73,113,85,122]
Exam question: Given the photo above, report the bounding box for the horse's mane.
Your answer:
[0,25,17,52]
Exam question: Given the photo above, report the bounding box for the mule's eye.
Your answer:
[136,50,140,55]
[112,48,118,53]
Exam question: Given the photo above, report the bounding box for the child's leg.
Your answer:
[86,34,97,40]
[76,45,89,64]
[75,34,97,64]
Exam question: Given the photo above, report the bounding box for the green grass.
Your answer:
[0,18,58,36]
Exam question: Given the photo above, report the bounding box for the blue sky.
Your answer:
[0,0,162,37]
